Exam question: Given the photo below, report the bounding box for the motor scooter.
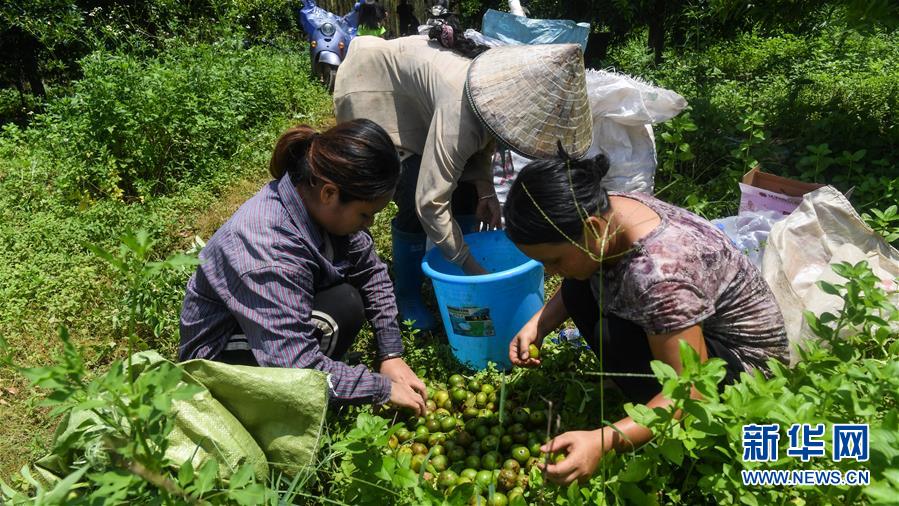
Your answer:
[298,0,359,92]
[419,0,451,33]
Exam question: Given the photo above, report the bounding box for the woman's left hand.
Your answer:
[379,357,428,400]
[538,429,609,485]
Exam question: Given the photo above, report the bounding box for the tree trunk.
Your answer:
[648,0,665,64]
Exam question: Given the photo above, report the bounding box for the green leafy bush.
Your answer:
[17,39,328,201]
[609,27,899,213]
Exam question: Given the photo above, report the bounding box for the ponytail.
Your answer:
[504,142,611,245]
[269,125,316,182]
[269,119,401,202]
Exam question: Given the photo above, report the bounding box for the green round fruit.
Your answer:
[431,454,449,472]
[553,452,566,464]
[475,470,494,488]
[411,454,426,472]
[525,457,538,470]
[435,408,452,418]
[467,379,482,392]
[464,455,481,469]
[397,446,413,457]
[469,495,487,506]
[474,425,490,440]
[428,433,447,446]
[426,419,441,432]
[480,451,501,470]
[451,387,469,403]
[487,492,508,506]
[497,469,517,491]
[448,446,467,462]
[478,409,495,424]
[488,391,497,403]
[475,392,488,407]
[396,427,412,443]
[527,440,542,457]
[463,406,481,419]
[511,446,530,464]
[508,487,524,503]
[412,442,428,455]
[431,444,445,456]
[414,425,430,443]
[510,429,528,444]
[512,408,529,424]
[527,344,540,359]
[449,374,466,387]
[481,383,495,395]
[528,410,546,427]
[516,473,528,489]
[490,425,504,437]
[486,402,495,411]
[480,435,500,452]
[440,416,458,432]
[500,435,514,450]
[426,399,437,413]
[434,390,450,405]
[455,430,474,447]
[461,468,479,481]
[438,470,458,489]
[502,459,520,473]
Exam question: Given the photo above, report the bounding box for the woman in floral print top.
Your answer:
[502,144,788,485]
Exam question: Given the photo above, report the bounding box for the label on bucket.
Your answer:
[447,306,495,337]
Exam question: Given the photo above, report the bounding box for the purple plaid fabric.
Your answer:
[179,175,402,405]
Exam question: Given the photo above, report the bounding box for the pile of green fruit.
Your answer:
[387,374,563,505]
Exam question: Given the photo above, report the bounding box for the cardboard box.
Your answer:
[739,167,824,216]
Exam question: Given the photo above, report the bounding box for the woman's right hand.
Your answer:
[509,319,543,367]
[389,381,427,415]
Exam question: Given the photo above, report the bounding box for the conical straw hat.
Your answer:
[465,43,592,160]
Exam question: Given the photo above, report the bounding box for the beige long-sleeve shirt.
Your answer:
[334,35,495,266]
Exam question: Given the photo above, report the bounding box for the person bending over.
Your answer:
[503,145,788,484]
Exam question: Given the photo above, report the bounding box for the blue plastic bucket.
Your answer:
[421,231,544,370]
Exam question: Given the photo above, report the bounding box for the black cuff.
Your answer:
[379,351,403,361]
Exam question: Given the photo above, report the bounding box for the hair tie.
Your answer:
[439,23,455,49]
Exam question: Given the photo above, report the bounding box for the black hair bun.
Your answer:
[588,152,610,181]
[555,140,609,183]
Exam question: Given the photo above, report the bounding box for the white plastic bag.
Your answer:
[762,186,899,365]
[712,210,783,270]
[582,69,687,194]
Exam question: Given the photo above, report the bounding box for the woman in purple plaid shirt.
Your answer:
[180,119,427,414]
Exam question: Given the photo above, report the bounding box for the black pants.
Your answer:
[560,278,745,404]
[218,283,365,366]
[393,154,479,234]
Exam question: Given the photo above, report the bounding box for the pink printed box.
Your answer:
[739,167,824,216]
